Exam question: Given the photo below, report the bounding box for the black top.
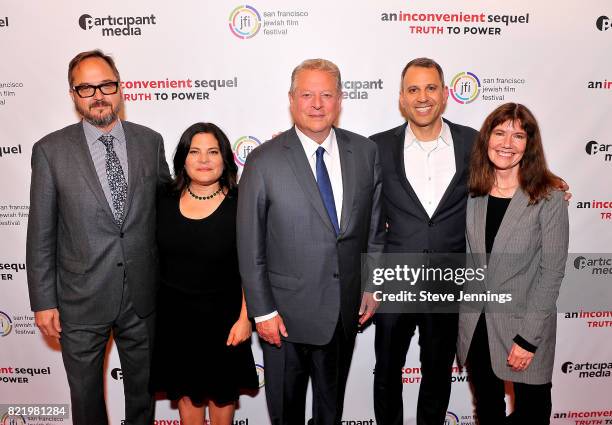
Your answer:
[485,194,537,353]
[156,189,241,297]
[485,195,511,253]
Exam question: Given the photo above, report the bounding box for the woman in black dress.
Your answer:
[152,122,258,425]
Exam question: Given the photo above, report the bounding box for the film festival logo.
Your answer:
[78,13,157,36]
[445,412,460,425]
[449,72,481,104]
[233,136,262,167]
[0,311,12,337]
[229,5,262,39]
[596,16,611,31]
[450,71,526,104]
[1,412,27,425]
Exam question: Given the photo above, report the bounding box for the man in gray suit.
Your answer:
[26,50,170,425]
[237,58,384,425]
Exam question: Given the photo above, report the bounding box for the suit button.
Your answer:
[422,249,430,253]
[120,232,125,238]
[117,262,124,267]
[333,273,339,279]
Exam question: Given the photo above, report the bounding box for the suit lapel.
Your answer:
[472,195,488,256]
[121,122,141,225]
[432,119,466,218]
[337,129,355,234]
[281,128,336,235]
[72,123,115,221]
[488,190,529,272]
[393,123,429,218]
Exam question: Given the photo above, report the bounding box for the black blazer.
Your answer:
[370,119,478,253]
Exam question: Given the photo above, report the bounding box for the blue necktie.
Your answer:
[315,146,340,236]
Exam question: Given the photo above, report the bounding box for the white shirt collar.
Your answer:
[295,126,337,158]
[404,118,451,150]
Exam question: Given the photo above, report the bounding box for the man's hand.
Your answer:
[34,308,61,339]
[507,342,534,372]
[226,317,253,346]
[358,291,379,326]
[255,314,288,347]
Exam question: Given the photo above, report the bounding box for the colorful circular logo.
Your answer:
[450,72,481,104]
[0,311,12,337]
[233,136,261,166]
[255,363,265,388]
[1,412,27,425]
[229,5,262,39]
[444,411,460,425]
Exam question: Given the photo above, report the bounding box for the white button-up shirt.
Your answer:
[403,120,455,217]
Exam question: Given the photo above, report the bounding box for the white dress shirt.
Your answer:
[255,127,344,323]
[403,119,456,218]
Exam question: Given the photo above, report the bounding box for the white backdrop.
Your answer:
[1,1,612,424]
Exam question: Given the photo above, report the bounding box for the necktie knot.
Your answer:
[316,146,326,159]
[98,134,115,150]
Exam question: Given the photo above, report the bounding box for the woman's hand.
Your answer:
[507,343,535,372]
[226,316,252,346]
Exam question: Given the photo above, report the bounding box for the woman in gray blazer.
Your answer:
[457,103,569,425]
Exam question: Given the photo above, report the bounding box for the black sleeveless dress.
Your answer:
[151,189,258,404]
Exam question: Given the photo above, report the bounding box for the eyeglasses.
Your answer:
[72,81,119,98]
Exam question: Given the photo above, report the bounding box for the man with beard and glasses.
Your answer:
[26,49,170,425]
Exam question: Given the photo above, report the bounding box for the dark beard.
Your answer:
[76,100,121,128]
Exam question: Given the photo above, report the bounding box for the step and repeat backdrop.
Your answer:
[1,1,612,424]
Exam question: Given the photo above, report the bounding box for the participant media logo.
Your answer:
[596,16,611,31]
[585,140,612,161]
[449,72,480,104]
[229,5,262,39]
[342,78,384,100]
[561,360,612,378]
[111,368,123,380]
[78,13,157,36]
[0,311,12,337]
[233,136,262,167]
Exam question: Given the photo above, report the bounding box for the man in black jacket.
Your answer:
[370,57,478,425]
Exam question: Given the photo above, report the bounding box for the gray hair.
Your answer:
[289,58,342,94]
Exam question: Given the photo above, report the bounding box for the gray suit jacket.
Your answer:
[457,189,569,384]
[237,127,384,345]
[26,121,170,323]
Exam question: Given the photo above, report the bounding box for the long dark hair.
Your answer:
[469,103,559,204]
[171,122,238,194]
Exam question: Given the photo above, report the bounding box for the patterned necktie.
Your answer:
[315,146,340,236]
[98,135,127,225]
